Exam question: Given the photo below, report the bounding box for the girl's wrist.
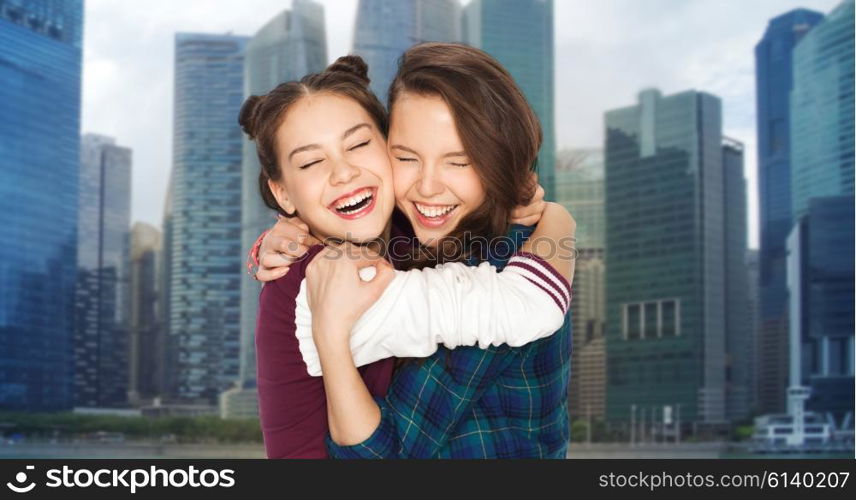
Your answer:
[312,324,352,351]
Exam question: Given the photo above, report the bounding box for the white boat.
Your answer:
[751,411,853,453]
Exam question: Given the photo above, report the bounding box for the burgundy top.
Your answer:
[255,245,395,458]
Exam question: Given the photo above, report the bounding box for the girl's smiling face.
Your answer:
[267,92,394,243]
[388,92,485,246]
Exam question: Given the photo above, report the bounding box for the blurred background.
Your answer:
[0,0,852,458]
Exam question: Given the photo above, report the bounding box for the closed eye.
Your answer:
[396,157,417,162]
[348,140,370,151]
[299,159,322,170]
[450,162,470,167]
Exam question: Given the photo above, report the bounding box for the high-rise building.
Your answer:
[554,149,605,420]
[74,134,132,408]
[463,0,555,200]
[0,0,83,411]
[786,0,855,431]
[754,7,824,415]
[604,89,728,428]
[238,3,327,415]
[722,138,752,422]
[745,249,761,414]
[129,222,162,406]
[555,149,605,249]
[160,180,176,402]
[790,0,854,220]
[353,0,461,101]
[168,33,248,405]
[567,249,606,421]
[786,196,854,427]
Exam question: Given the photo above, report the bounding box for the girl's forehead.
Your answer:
[279,96,377,145]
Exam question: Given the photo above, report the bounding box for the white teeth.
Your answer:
[334,189,372,210]
[415,203,456,218]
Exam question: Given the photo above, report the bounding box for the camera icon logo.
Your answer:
[6,465,36,493]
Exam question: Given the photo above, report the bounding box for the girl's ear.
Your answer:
[268,178,297,216]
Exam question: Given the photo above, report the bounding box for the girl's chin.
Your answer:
[334,222,387,243]
[414,228,453,246]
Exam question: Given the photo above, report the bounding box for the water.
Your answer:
[1,441,851,459]
[0,442,265,459]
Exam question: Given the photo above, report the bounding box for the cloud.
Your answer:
[82,0,840,250]
[82,0,357,231]
[553,0,840,248]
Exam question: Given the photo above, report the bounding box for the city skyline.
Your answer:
[0,0,851,453]
[82,0,841,248]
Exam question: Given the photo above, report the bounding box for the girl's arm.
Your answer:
[296,203,576,377]
[306,248,522,450]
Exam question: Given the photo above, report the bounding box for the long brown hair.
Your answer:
[388,42,541,267]
[238,55,388,216]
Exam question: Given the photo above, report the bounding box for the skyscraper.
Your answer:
[554,149,605,420]
[463,0,555,200]
[754,7,823,415]
[160,180,176,403]
[353,0,461,101]
[722,138,752,422]
[604,89,727,428]
[745,249,761,414]
[786,196,854,427]
[74,134,133,408]
[567,249,606,421]
[239,2,327,412]
[168,33,248,405]
[790,0,854,220]
[786,0,855,431]
[0,0,84,411]
[555,149,605,249]
[129,222,162,406]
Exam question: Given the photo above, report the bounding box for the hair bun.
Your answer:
[238,95,263,138]
[326,55,370,85]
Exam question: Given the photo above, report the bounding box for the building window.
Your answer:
[830,337,849,376]
[644,302,658,338]
[627,304,641,340]
[623,299,681,339]
[661,300,677,337]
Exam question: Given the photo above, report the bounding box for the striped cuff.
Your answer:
[504,252,573,314]
[246,229,270,278]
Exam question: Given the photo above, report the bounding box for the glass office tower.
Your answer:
[168,33,248,405]
[787,196,855,426]
[0,0,84,411]
[463,0,555,200]
[239,1,327,402]
[722,138,752,422]
[129,222,162,405]
[74,134,132,408]
[555,149,606,419]
[353,0,461,101]
[790,0,854,220]
[787,0,855,431]
[754,8,823,414]
[605,89,727,427]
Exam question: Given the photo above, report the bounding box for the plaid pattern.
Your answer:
[326,225,573,458]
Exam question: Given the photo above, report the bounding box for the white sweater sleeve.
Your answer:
[295,252,571,377]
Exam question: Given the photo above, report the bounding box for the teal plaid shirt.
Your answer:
[326,226,572,458]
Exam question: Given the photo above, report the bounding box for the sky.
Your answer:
[81,0,842,249]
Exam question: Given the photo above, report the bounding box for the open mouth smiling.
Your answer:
[329,187,378,220]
